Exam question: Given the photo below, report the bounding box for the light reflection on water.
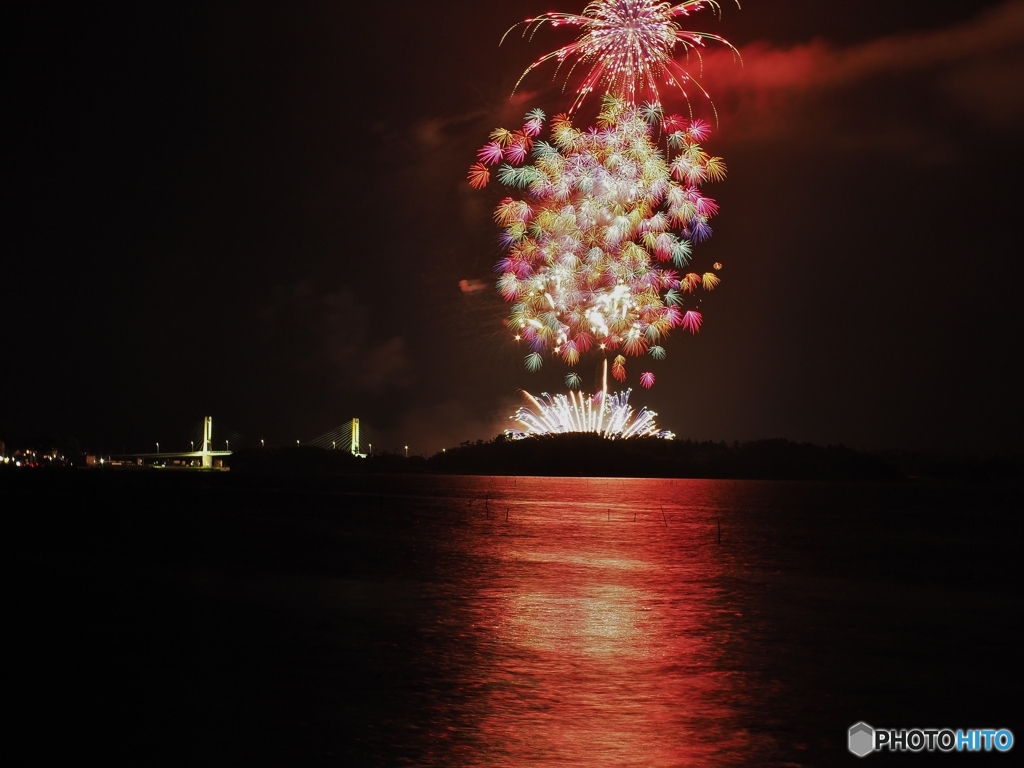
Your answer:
[421,477,774,767]
[332,475,1019,767]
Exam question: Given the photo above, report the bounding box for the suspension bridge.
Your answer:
[110,416,381,467]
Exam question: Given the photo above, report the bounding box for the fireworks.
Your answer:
[504,0,739,112]
[508,388,674,439]
[469,1,737,444]
[471,95,725,385]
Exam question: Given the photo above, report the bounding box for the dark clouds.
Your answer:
[259,281,414,393]
[702,0,1024,147]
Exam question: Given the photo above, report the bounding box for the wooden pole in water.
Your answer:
[634,511,637,522]
[662,506,668,527]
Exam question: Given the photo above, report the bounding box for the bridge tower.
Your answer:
[202,416,213,469]
[350,417,360,456]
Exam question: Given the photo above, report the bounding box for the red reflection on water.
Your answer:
[452,477,763,767]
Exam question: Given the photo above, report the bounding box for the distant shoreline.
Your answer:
[5,435,1018,484]
[226,436,1018,483]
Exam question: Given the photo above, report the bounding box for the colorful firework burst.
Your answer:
[504,0,739,112]
[470,95,724,384]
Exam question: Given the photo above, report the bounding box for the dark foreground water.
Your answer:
[11,472,1023,765]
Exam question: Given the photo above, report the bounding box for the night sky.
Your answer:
[5,1,1023,457]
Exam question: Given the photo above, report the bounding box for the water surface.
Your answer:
[305,476,1020,766]
[16,472,1021,765]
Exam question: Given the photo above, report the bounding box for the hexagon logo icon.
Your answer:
[849,722,875,757]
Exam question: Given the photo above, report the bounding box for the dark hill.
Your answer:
[224,437,1018,482]
[424,434,905,480]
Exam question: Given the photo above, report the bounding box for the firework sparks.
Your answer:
[508,387,674,439]
[472,96,724,384]
[504,0,740,112]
